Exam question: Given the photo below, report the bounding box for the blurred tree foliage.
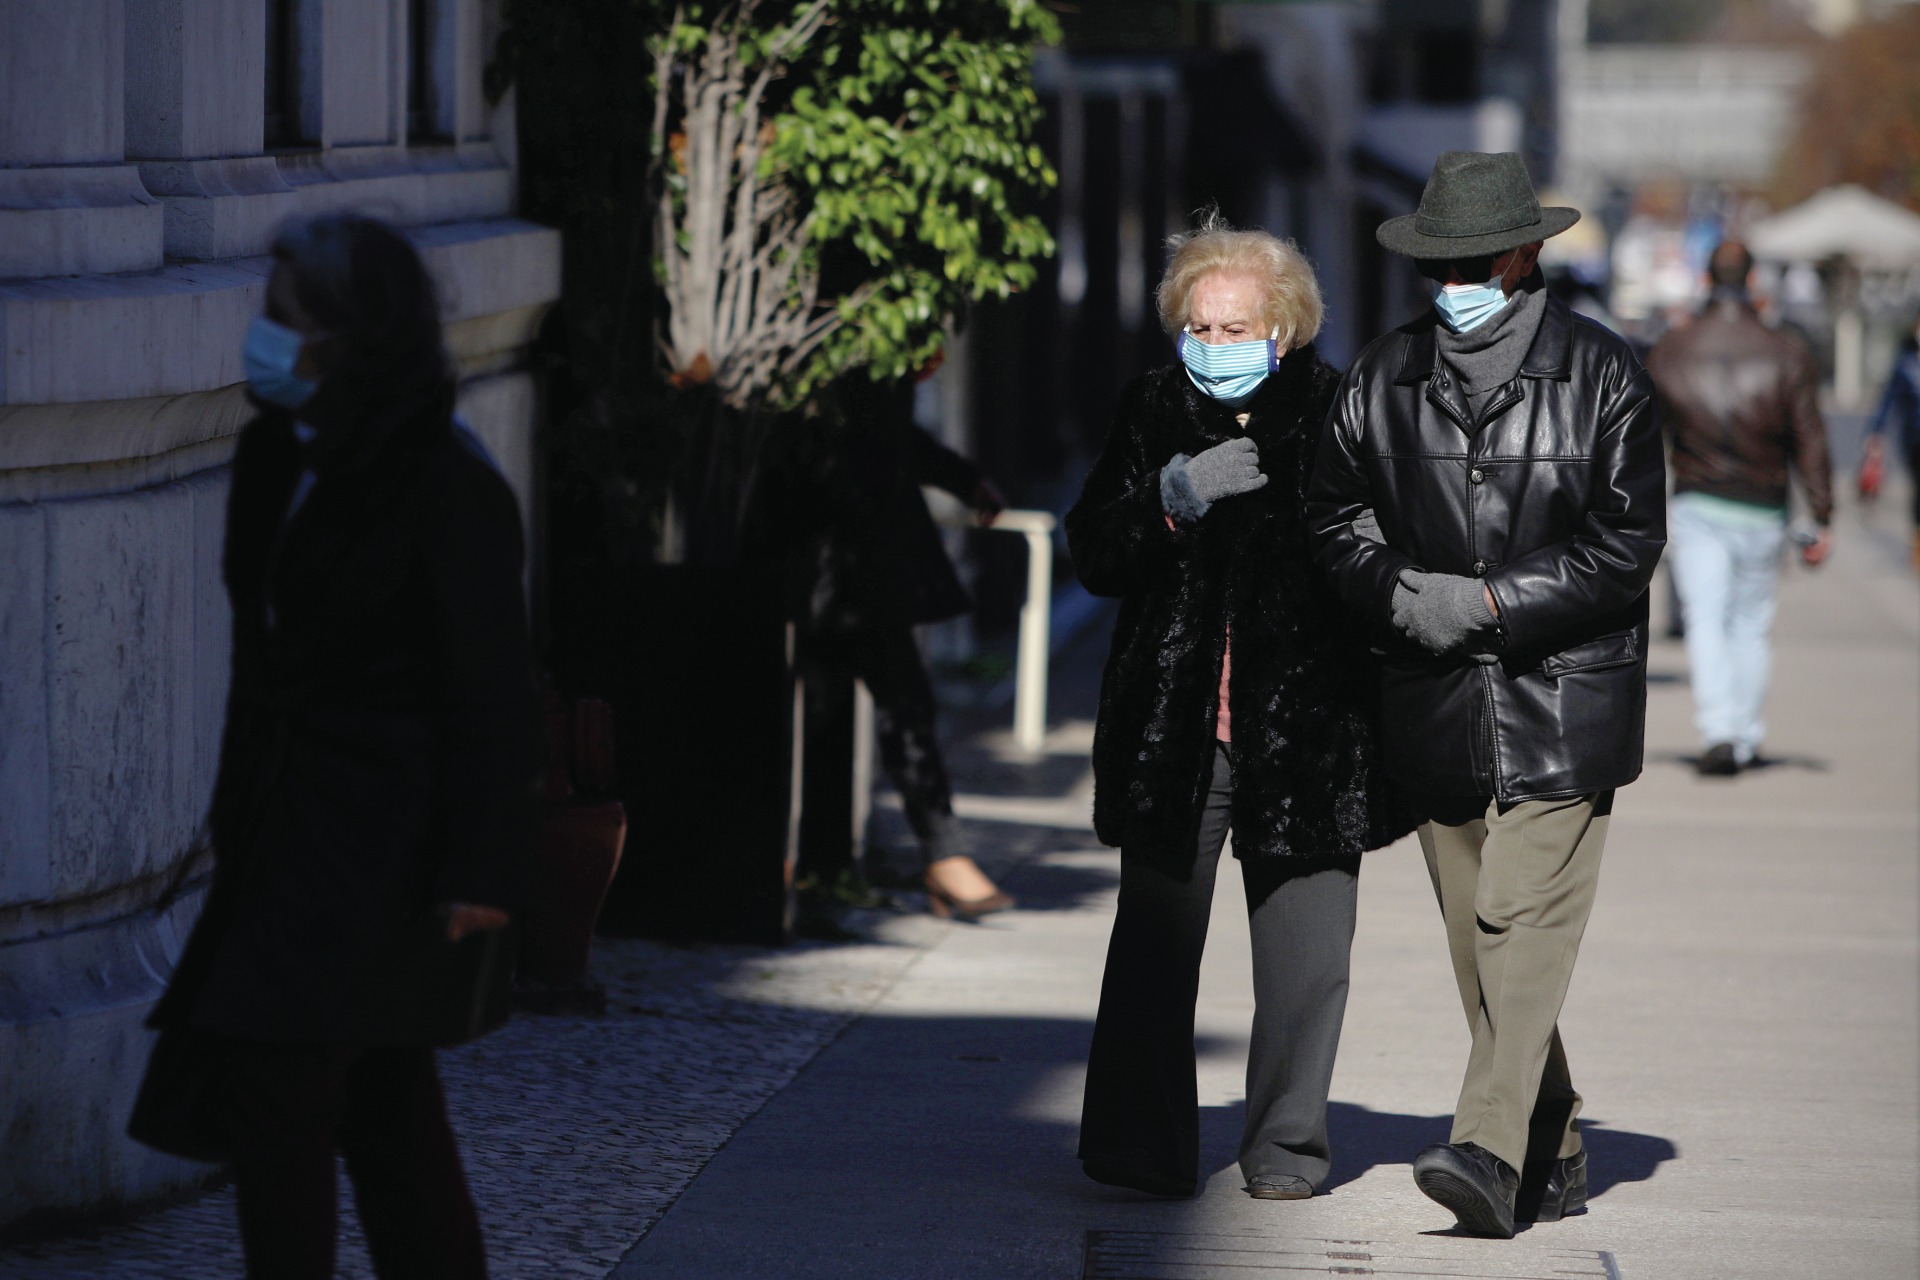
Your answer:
[1771,5,1920,212]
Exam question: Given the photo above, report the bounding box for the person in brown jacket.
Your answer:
[1646,241,1833,777]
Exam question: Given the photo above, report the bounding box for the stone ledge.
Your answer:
[0,166,165,279]
[136,157,299,263]
[0,304,551,506]
[0,217,560,406]
[0,385,253,474]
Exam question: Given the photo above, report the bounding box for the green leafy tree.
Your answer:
[651,0,1059,409]
[494,0,1057,562]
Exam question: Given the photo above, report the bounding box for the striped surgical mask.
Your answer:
[1177,331,1279,407]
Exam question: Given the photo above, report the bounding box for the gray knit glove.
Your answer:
[1391,570,1499,656]
[1161,438,1267,523]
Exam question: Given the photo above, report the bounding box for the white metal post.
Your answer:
[922,493,1056,753]
[980,509,1055,754]
[850,678,875,863]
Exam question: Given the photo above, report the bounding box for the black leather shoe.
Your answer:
[1412,1142,1518,1238]
[1082,1159,1195,1199]
[1697,743,1741,776]
[1516,1149,1588,1223]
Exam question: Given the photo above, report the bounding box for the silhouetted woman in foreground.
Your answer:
[134,214,537,1279]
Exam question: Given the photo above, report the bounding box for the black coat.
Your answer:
[1066,348,1412,876]
[786,378,983,637]
[154,378,539,1047]
[1307,296,1667,802]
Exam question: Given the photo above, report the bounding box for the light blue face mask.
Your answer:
[243,316,320,410]
[1431,276,1512,334]
[1177,331,1279,407]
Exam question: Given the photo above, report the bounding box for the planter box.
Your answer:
[552,563,800,944]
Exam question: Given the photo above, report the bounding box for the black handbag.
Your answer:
[126,1024,230,1163]
[126,845,230,1163]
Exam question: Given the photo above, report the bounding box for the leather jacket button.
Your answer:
[1470,468,1485,484]
[1473,560,1487,576]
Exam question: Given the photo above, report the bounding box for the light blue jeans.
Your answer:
[1668,492,1788,763]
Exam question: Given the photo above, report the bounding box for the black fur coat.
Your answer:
[1066,346,1413,875]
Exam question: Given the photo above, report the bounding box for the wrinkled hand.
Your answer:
[443,902,510,942]
[1390,571,1498,655]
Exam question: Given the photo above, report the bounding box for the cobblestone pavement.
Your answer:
[0,703,1091,1280]
[0,909,959,1279]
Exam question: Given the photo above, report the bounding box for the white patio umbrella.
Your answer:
[1746,185,1920,406]
[1746,184,1920,268]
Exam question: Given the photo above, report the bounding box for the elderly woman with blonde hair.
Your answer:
[1067,214,1410,1201]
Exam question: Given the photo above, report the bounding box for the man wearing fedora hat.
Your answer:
[1308,152,1666,1238]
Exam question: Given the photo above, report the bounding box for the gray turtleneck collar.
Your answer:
[1435,278,1547,399]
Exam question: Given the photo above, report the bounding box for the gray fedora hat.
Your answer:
[1376,150,1579,260]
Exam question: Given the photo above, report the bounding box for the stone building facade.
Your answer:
[0,0,558,1232]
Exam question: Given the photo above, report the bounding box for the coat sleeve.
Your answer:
[1065,378,1189,598]
[425,454,540,910]
[207,415,293,863]
[903,421,985,501]
[1482,363,1668,649]
[1868,354,1919,441]
[1306,369,1417,630]
[1786,340,1834,525]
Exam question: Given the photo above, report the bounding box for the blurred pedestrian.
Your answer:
[1069,214,1410,1202]
[1647,240,1834,777]
[130,214,538,1279]
[1310,152,1666,1237]
[1860,312,1920,569]
[788,368,1013,922]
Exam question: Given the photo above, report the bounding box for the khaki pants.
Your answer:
[1417,791,1610,1174]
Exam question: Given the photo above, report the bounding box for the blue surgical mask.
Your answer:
[243,316,320,409]
[1431,277,1512,334]
[1177,332,1278,407]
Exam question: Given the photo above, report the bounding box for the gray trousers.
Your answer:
[1080,743,1360,1192]
[1417,791,1610,1174]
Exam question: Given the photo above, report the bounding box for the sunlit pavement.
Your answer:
[612,483,1917,1279]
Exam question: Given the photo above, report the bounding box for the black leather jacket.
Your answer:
[1307,296,1667,802]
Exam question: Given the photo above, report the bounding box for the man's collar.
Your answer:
[1393,292,1572,386]
[1702,287,1758,323]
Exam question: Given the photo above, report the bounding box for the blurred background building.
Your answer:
[0,0,555,1236]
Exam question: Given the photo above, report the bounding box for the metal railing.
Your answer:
[923,491,1056,754]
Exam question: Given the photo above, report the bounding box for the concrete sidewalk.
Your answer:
[613,496,1918,1279]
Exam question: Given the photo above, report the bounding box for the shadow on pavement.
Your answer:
[1646,748,1832,773]
[1315,1103,1676,1202]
